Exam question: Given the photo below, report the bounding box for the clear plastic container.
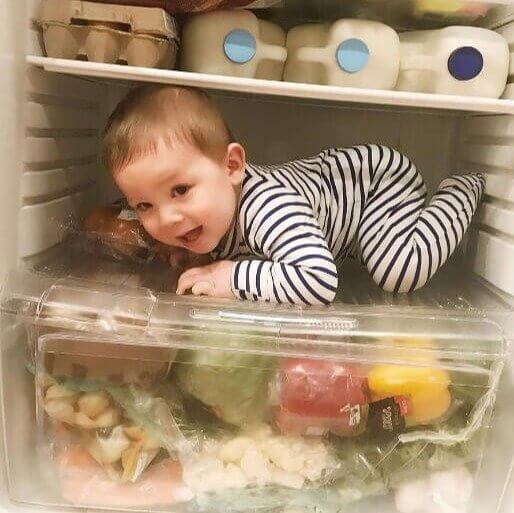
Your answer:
[0,258,510,513]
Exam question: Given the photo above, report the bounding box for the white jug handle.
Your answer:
[294,46,325,64]
[258,42,287,63]
[401,55,436,71]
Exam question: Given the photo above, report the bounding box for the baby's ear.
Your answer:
[225,143,246,185]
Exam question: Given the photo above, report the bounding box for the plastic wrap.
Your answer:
[36,367,194,506]
[79,199,212,273]
[82,200,155,263]
[269,350,498,445]
[175,345,276,427]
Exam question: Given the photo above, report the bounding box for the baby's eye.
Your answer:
[172,185,189,197]
[135,202,152,212]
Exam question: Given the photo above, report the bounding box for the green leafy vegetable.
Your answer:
[174,348,276,427]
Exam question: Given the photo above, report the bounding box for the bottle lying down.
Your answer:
[35,339,500,513]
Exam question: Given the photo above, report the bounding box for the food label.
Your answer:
[348,404,362,427]
[367,397,407,435]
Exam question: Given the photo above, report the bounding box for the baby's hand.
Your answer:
[176,260,235,299]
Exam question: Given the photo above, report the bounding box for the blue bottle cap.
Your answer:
[223,29,256,64]
[336,38,370,74]
[448,46,483,81]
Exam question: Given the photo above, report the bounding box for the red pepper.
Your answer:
[274,358,369,437]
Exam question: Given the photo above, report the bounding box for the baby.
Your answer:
[101,85,484,305]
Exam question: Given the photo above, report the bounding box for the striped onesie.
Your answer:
[211,145,484,305]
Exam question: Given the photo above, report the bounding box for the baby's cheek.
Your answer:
[140,218,159,240]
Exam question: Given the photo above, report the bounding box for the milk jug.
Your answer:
[283,19,400,90]
[396,26,509,98]
[180,10,287,80]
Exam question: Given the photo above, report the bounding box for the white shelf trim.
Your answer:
[27,55,514,115]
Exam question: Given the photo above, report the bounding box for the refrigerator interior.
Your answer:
[1,0,514,512]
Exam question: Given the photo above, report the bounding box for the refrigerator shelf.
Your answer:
[1,248,510,356]
[27,55,514,115]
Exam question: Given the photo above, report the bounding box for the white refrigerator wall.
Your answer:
[457,111,514,295]
[0,0,513,512]
[0,1,24,291]
[17,0,113,270]
[0,2,24,510]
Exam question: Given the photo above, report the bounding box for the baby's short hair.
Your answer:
[101,84,235,173]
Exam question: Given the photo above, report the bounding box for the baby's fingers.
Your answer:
[191,281,215,296]
[178,266,205,280]
[176,270,208,295]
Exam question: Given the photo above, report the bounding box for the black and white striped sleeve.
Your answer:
[231,185,338,305]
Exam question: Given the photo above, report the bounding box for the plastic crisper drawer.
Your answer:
[0,266,510,513]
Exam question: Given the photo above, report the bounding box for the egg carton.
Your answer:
[39,0,179,68]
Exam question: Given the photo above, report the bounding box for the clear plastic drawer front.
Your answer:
[0,268,510,513]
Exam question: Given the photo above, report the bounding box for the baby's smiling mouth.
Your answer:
[179,226,203,243]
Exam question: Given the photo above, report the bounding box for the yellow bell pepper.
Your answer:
[415,0,462,14]
[368,364,451,426]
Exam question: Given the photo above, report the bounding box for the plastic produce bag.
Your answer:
[181,424,339,496]
[174,345,276,427]
[36,372,194,506]
[82,199,212,272]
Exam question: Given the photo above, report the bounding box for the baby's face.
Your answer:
[114,139,243,254]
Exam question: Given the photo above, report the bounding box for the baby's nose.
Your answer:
[159,207,184,226]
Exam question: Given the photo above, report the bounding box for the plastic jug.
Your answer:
[180,10,287,80]
[283,19,401,90]
[396,26,509,98]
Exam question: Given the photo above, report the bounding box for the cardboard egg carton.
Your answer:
[39,0,179,68]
